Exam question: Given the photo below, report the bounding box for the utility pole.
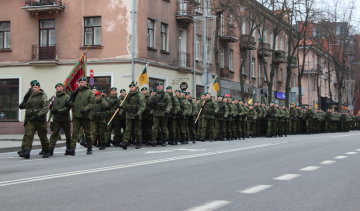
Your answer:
[203,0,208,92]
[193,19,197,97]
[131,0,137,81]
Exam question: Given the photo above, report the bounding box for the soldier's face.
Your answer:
[56,85,64,92]
[201,95,205,100]
[142,90,148,95]
[79,81,87,87]
[110,90,117,95]
[32,86,40,93]
[95,95,101,100]
[92,89,98,94]
[157,85,164,91]
[130,86,137,92]
[206,94,211,99]
[166,89,172,93]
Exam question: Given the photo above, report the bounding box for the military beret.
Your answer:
[129,81,137,87]
[55,83,64,88]
[166,86,172,90]
[141,87,148,91]
[110,87,117,91]
[151,89,157,92]
[30,80,39,86]
[91,87,98,90]
[120,89,126,93]
[185,92,191,96]
[175,89,182,93]
[31,81,40,87]
[156,82,164,86]
[78,77,87,82]
[201,93,206,96]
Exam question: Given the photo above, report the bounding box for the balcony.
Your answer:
[257,42,272,57]
[23,0,64,15]
[220,67,234,78]
[31,45,58,63]
[240,34,256,50]
[289,56,297,68]
[219,26,237,43]
[303,63,321,74]
[176,0,193,24]
[176,51,191,72]
[274,50,286,64]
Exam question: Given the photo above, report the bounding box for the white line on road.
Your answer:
[273,174,300,181]
[185,200,231,211]
[0,142,286,187]
[334,156,348,159]
[357,149,360,151]
[240,185,273,194]
[331,134,360,138]
[346,152,358,155]
[22,159,43,162]
[320,160,336,165]
[300,166,321,171]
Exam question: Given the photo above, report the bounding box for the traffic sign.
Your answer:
[89,77,95,86]
[180,82,188,91]
[89,69,94,77]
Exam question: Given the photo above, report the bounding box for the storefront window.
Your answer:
[0,79,19,121]
[149,78,165,91]
[87,76,111,94]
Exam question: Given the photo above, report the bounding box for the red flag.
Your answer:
[63,53,86,91]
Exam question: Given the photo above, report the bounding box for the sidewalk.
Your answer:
[0,134,65,153]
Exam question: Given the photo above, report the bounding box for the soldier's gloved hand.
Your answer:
[26,110,33,118]
[80,110,87,115]
[19,103,26,109]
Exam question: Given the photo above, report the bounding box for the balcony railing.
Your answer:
[240,34,256,50]
[289,56,297,68]
[257,42,272,57]
[274,50,286,64]
[220,67,233,78]
[32,45,57,60]
[219,26,237,43]
[176,0,193,23]
[23,0,64,14]
[177,51,190,68]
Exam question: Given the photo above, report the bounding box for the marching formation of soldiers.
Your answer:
[17,78,360,159]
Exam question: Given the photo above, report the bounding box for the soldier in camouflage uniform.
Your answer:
[239,101,249,139]
[91,91,109,150]
[141,87,152,145]
[105,87,121,146]
[247,105,258,137]
[18,81,51,159]
[199,93,218,141]
[48,83,71,156]
[149,82,172,146]
[119,89,127,143]
[225,97,234,140]
[186,93,198,143]
[196,94,206,138]
[304,106,315,134]
[254,102,264,137]
[121,82,146,149]
[214,96,229,141]
[176,91,192,144]
[166,86,180,145]
[266,103,279,137]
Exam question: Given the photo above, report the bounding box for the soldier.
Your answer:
[305,106,315,134]
[119,89,127,143]
[67,77,95,155]
[266,103,279,137]
[186,93,198,143]
[149,82,172,146]
[254,102,264,137]
[121,82,146,149]
[196,93,206,138]
[19,80,38,109]
[214,96,229,141]
[48,83,71,156]
[199,92,219,141]
[166,86,180,145]
[105,87,121,146]
[141,87,152,145]
[17,81,51,159]
[247,105,258,137]
[91,91,109,150]
[176,90,192,144]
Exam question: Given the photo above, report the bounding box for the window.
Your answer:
[84,17,101,46]
[251,57,255,78]
[0,79,19,121]
[160,23,168,51]
[219,48,224,68]
[241,21,247,34]
[147,19,155,48]
[149,78,165,91]
[0,21,10,49]
[196,34,202,61]
[228,49,234,71]
[196,85,204,99]
[258,62,261,80]
[39,19,55,47]
[86,76,111,93]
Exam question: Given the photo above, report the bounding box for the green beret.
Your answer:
[201,93,206,96]
[120,89,126,93]
[185,92,191,96]
[156,82,163,86]
[141,87,148,91]
[30,80,39,86]
[31,81,40,87]
[78,77,87,82]
[110,87,117,91]
[175,89,181,93]
[129,81,137,87]
[151,89,157,93]
[91,87,98,90]
[166,86,172,90]
[55,83,64,88]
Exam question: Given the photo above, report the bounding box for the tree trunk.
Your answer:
[298,73,303,106]
[239,47,246,100]
[285,65,292,107]
[214,13,221,95]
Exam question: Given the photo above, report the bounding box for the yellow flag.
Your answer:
[138,67,149,87]
[212,78,219,92]
[247,98,253,105]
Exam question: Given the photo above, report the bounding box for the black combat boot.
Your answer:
[49,148,54,156]
[87,147,93,155]
[99,142,106,150]
[121,142,128,150]
[18,149,31,159]
[42,151,50,158]
[38,150,44,155]
[135,143,142,149]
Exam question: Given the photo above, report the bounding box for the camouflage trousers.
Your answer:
[152,116,168,142]
[49,121,71,149]
[105,118,122,143]
[21,120,50,151]
[123,118,142,145]
[71,118,92,149]
[91,121,106,145]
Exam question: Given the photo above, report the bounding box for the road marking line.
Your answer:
[356,149,360,151]
[320,160,336,165]
[334,156,348,159]
[331,134,359,138]
[22,159,43,162]
[185,200,231,211]
[300,166,321,171]
[240,185,273,194]
[0,142,286,187]
[273,174,300,181]
[346,152,358,155]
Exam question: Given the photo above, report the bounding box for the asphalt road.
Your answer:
[0,131,360,211]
